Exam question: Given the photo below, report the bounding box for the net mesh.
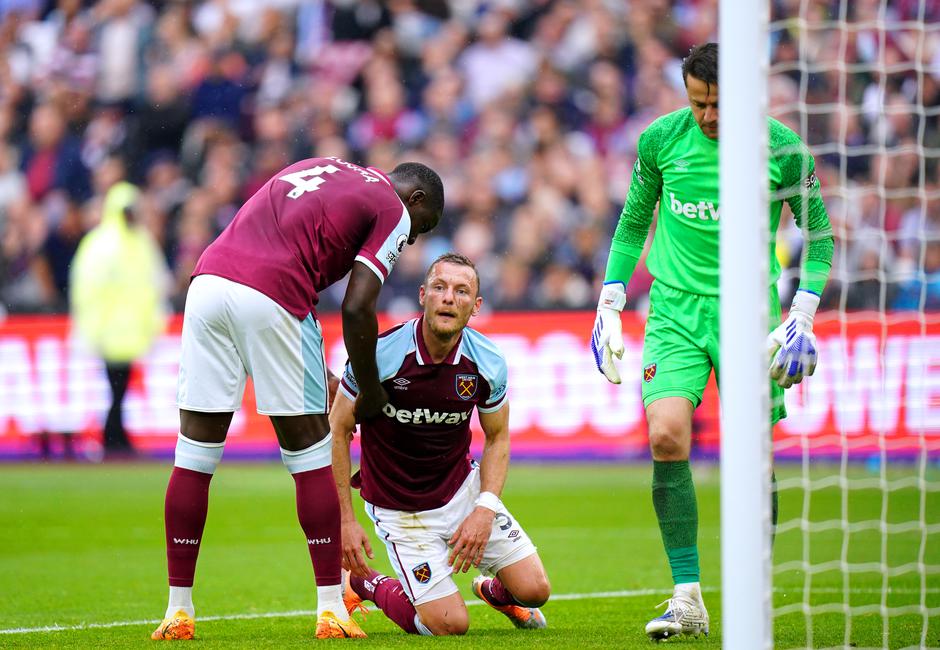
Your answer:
[767,1,940,647]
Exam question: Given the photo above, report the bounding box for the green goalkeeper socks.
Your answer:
[652,460,700,584]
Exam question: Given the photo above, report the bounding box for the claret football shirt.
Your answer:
[194,157,411,319]
[340,317,509,512]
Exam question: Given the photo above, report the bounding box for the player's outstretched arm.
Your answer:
[448,404,510,573]
[329,391,374,576]
[342,262,389,420]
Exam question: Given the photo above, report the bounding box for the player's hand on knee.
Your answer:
[355,384,389,421]
[591,282,626,384]
[767,290,820,389]
[447,509,493,573]
[341,519,374,577]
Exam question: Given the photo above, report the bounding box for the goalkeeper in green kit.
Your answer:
[590,43,833,641]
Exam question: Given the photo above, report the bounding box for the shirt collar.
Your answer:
[413,316,463,366]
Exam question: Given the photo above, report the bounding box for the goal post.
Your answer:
[719,1,940,647]
[718,1,773,648]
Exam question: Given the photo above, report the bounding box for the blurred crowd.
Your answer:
[0,0,938,320]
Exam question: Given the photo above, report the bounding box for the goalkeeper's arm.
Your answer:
[592,140,661,384]
[767,138,834,387]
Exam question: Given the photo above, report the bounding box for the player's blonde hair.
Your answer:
[424,253,480,296]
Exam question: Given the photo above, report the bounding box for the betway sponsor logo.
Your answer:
[669,193,719,220]
[173,538,199,545]
[307,537,332,545]
[382,403,470,425]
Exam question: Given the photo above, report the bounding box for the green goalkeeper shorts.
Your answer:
[641,281,787,424]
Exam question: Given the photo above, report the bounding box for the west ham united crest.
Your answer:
[455,374,478,400]
[412,562,432,584]
[644,363,657,383]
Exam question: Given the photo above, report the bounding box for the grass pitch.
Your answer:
[0,462,937,648]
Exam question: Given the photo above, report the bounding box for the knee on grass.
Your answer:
[420,610,469,636]
[510,575,551,608]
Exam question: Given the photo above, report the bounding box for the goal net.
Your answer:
[729,1,940,648]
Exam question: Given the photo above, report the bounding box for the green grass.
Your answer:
[0,462,937,648]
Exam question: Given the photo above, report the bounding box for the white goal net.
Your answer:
[766,1,940,648]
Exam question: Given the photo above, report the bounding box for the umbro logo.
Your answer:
[393,377,410,390]
[675,159,690,170]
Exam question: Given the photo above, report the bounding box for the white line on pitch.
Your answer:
[1,586,937,635]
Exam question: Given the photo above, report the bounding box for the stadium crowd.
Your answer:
[0,0,937,319]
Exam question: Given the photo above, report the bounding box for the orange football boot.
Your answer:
[471,576,547,630]
[151,610,195,640]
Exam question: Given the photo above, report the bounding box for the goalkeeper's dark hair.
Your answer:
[389,162,445,215]
[425,252,480,296]
[682,42,718,87]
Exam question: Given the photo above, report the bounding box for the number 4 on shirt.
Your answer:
[279,164,340,199]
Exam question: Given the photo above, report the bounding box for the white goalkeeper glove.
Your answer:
[766,289,820,389]
[591,282,626,384]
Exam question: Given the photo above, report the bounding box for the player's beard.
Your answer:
[427,312,468,340]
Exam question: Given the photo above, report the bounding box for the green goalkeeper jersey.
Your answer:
[605,107,833,296]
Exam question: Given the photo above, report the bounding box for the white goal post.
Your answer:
[719,1,773,648]
[719,1,940,648]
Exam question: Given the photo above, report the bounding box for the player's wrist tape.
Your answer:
[597,281,626,312]
[475,491,502,513]
[791,289,820,321]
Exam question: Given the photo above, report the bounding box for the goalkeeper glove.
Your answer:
[766,289,820,389]
[591,281,626,384]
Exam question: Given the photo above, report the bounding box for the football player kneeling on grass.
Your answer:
[331,253,551,636]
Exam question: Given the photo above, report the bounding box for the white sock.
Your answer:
[165,586,194,619]
[674,581,702,602]
[317,584,348,621]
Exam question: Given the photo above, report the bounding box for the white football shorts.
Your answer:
[177,274,329,415]
[364,465,537,606]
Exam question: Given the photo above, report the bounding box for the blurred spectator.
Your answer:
[459,9,537,110]
[69,181,169,457]
[126,64,190,177]
[0,196,48,312]
[894,241,940,310]
[20,102,90,202]
[30,195,85,311]
[93,0,154,105]
[844,229,898,310]
[190,48,248,126]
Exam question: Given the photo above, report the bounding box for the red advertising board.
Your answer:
[0,312,937,460]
